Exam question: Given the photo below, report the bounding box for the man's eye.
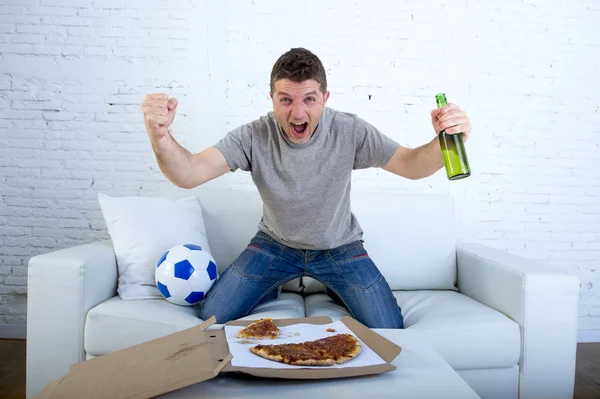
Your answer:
[281,98,291,103]
[306,97,315,102]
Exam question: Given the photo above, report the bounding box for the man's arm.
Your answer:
[152,131,230,189]
[383,102,472,180]
[141,93,231,189]
[382,139,444,180]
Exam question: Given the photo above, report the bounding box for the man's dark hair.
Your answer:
[270,48,327,94]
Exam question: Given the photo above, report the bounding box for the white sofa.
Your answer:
[26,186,580,399]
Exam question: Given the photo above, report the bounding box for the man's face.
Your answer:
[270,79,330,145]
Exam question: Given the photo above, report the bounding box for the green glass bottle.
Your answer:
[435,93,471,180]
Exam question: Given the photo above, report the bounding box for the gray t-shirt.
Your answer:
[213,106,400,250]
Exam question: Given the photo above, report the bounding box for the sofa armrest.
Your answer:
[456,242,579,399]
[26,240,118,399]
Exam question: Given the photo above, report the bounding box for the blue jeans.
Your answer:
[197,231,404,329]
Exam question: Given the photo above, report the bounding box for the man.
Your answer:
[141,47,472,328]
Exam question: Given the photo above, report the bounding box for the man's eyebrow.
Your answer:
[277,90,318,97]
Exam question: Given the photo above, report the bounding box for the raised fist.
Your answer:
[140,94,178,141]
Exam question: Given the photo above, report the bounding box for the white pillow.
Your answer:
[98,193,212,300]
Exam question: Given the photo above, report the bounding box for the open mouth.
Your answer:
[290,122,308,136]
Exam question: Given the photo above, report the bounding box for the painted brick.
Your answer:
[0,0,598,337]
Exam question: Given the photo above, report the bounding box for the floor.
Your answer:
[0,339,26,399]
[0,339,599,398]
[575,342,600,399]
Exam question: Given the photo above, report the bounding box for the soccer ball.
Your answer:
[155,244,218,306]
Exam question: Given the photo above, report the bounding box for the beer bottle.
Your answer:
[435,93,471,180]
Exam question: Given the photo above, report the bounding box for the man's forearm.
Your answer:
[384,137,444,180]
[405,137,445,179]
[151,130,195,188]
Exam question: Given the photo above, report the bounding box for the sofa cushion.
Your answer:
[303,290,520,370]
[85,296,205,356]
[341,190,458,291]
[395,290,521,370]
[84,293,305,356]
[235,291,306,321]
[304,292,352,318]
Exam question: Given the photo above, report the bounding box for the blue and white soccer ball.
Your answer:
[155,244,218,306]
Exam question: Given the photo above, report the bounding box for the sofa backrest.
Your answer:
[304,189,458,292]
[187,184,458,293]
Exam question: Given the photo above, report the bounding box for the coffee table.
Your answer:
[159,329,481,398]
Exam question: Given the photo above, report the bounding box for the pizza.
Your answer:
[250,333,361,366]
[236,318,280,339]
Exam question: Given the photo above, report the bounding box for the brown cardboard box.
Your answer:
[36,316,402,399]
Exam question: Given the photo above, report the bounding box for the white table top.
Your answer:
[159,328,481,399]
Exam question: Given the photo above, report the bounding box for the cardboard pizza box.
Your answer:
[35,316,402,399]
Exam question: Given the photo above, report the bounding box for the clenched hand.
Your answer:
[140,94,179,142]
[430,103,472,143]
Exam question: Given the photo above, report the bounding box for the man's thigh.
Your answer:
[198,232,303,322]
[311,241,404,329]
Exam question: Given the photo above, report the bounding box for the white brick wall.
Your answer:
[0,0,209,337]
[1,0,599,339]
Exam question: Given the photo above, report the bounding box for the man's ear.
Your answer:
[269,92,273,99]
[323,90,330,105]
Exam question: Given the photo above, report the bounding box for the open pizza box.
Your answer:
[36,315,402,399]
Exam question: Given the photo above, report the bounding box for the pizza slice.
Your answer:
[236,318,281,339]
[250,333,362,366]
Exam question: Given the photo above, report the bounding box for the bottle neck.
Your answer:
[435,93,447,109]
